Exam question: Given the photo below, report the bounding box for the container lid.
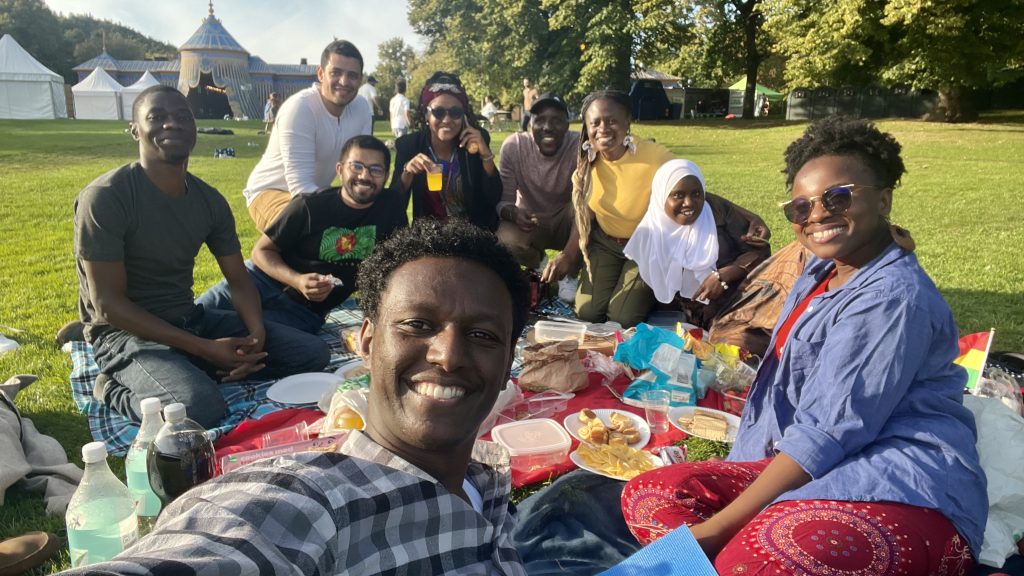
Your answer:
[164,402,186,422]
[81,441,108,463]
[490,418,571,456]
[140,397,162,414]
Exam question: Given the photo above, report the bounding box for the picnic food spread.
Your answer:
[677,408,730,441]
[574,442,657,480]
[577,408,641,446]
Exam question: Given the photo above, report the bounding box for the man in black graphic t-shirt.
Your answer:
[198,136,406,333]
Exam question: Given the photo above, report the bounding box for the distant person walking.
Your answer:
[358,75,382,131]
[521,77,539,132]
[389,79,411,138]
[262,92,281,134]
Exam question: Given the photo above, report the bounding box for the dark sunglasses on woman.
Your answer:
[779,184,879,225]
[428,106,466,120]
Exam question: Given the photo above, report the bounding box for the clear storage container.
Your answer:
[534,320,586,344]
[490,418,571,473]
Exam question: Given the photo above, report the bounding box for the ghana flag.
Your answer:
[954,329,994,389]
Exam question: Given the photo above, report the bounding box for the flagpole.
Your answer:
[980,328,996,376]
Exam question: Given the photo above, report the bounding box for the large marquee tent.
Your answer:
[120,70,161,120]
[72,67,123,120]
[0,34,67,119]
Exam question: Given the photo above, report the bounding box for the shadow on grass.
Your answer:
[943,288,1024,352]
[634,118,795,130]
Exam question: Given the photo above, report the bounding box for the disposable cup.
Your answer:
[640,389,671,434]
[426,165,443,192]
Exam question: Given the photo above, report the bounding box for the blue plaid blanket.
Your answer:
[68,301,364,457]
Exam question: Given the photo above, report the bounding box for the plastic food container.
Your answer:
[534,320,586,344]
[490,418,571,473]
[494,391,575,427]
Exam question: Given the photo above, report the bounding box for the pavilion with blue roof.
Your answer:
[73,1,316,119]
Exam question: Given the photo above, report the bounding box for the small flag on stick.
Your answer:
[954,329,995,390]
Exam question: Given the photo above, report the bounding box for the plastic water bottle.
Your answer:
[66,442,140,567]
[125,397,163,535]
[147,403,217,506]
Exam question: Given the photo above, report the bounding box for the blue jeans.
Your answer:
[92,305,330,428]
[196,261,324,335]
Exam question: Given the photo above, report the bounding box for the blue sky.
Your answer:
[44,0,425,72]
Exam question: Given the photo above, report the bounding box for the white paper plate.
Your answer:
[668,406,741,443]
[266,372,344,405]
[334,359,369,380]
[569,448,662,481]
[562,409,651,449]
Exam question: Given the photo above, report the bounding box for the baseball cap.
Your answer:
[530,93,568,115]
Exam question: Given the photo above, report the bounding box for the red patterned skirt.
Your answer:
[621,459,974,576]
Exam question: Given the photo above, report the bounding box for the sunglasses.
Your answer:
[346,160,387,179]
[428,106,466,121]
[779,183,877,225]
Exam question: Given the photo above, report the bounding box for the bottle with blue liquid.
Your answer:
[125,397,163,535]
[66,442,139,567]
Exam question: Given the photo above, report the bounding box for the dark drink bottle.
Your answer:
[147,402,217,506]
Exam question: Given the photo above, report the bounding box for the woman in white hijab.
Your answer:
[625,159,770,325]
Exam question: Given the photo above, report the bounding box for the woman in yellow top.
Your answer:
[543,90,769,327]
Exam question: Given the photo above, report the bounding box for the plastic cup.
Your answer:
[695,368,717,397]
[640,389,671,434]
[426,164,443,192]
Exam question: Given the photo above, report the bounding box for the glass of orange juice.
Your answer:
[426,164,443,192]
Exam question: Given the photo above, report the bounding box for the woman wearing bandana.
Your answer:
[391,72,502,232]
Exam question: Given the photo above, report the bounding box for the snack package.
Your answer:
[321,389,368,436]
[613,323,685,372]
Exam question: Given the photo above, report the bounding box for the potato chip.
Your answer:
[575,442,657,480]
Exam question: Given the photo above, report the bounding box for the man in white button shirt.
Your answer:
[243,40,372,231]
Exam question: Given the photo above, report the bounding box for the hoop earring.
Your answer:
[623,134,637,154]
[582,140,596,163]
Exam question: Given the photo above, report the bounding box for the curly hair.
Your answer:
[783,116,906,190]
[357,218,530,339]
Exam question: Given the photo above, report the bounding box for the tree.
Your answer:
[0,0,71,80]
[372,37,416,99]
[765,0,1024,122]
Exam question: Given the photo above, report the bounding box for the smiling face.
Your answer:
[338,146,387,208]
[426,94,465,143]
[131,90,196,165]
[317,53,362,114]
[585,97,630,158]
[531,105,569,156]
[359,257,515,457]
[790,154,892,268]
[664,175,705,226]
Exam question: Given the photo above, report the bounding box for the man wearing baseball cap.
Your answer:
[496,93,580,300]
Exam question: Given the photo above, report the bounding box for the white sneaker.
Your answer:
[558,276,578,303]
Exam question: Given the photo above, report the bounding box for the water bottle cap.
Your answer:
[140,397,162,414]
[82,441,108,463]
[164,402,186,422]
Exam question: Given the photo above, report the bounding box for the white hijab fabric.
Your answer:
[624,159,719,303]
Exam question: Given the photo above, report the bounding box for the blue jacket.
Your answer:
[729,242,988,557]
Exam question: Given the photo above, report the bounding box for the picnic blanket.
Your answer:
[68,302,363,457]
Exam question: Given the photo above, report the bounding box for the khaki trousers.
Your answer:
[247,189,292,231]
[495,203,575,270]
[574,225,654,328]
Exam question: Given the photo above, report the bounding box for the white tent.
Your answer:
[120,71,161,120]
[72,67,123,120]
[0,34,67,119]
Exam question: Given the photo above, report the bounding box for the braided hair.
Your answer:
[571,90,633,278]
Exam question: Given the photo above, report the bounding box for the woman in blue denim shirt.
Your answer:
[622,117,987,575]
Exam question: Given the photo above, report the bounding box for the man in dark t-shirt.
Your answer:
[74,86,330,428]
[197,135,406,333]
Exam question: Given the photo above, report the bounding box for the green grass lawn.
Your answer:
[1,114,1022,571]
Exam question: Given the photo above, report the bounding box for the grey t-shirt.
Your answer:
[74,162,241,340]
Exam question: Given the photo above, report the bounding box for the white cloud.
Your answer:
[44,0,426,71]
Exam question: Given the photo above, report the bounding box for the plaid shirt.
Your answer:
[60,432,526,575]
